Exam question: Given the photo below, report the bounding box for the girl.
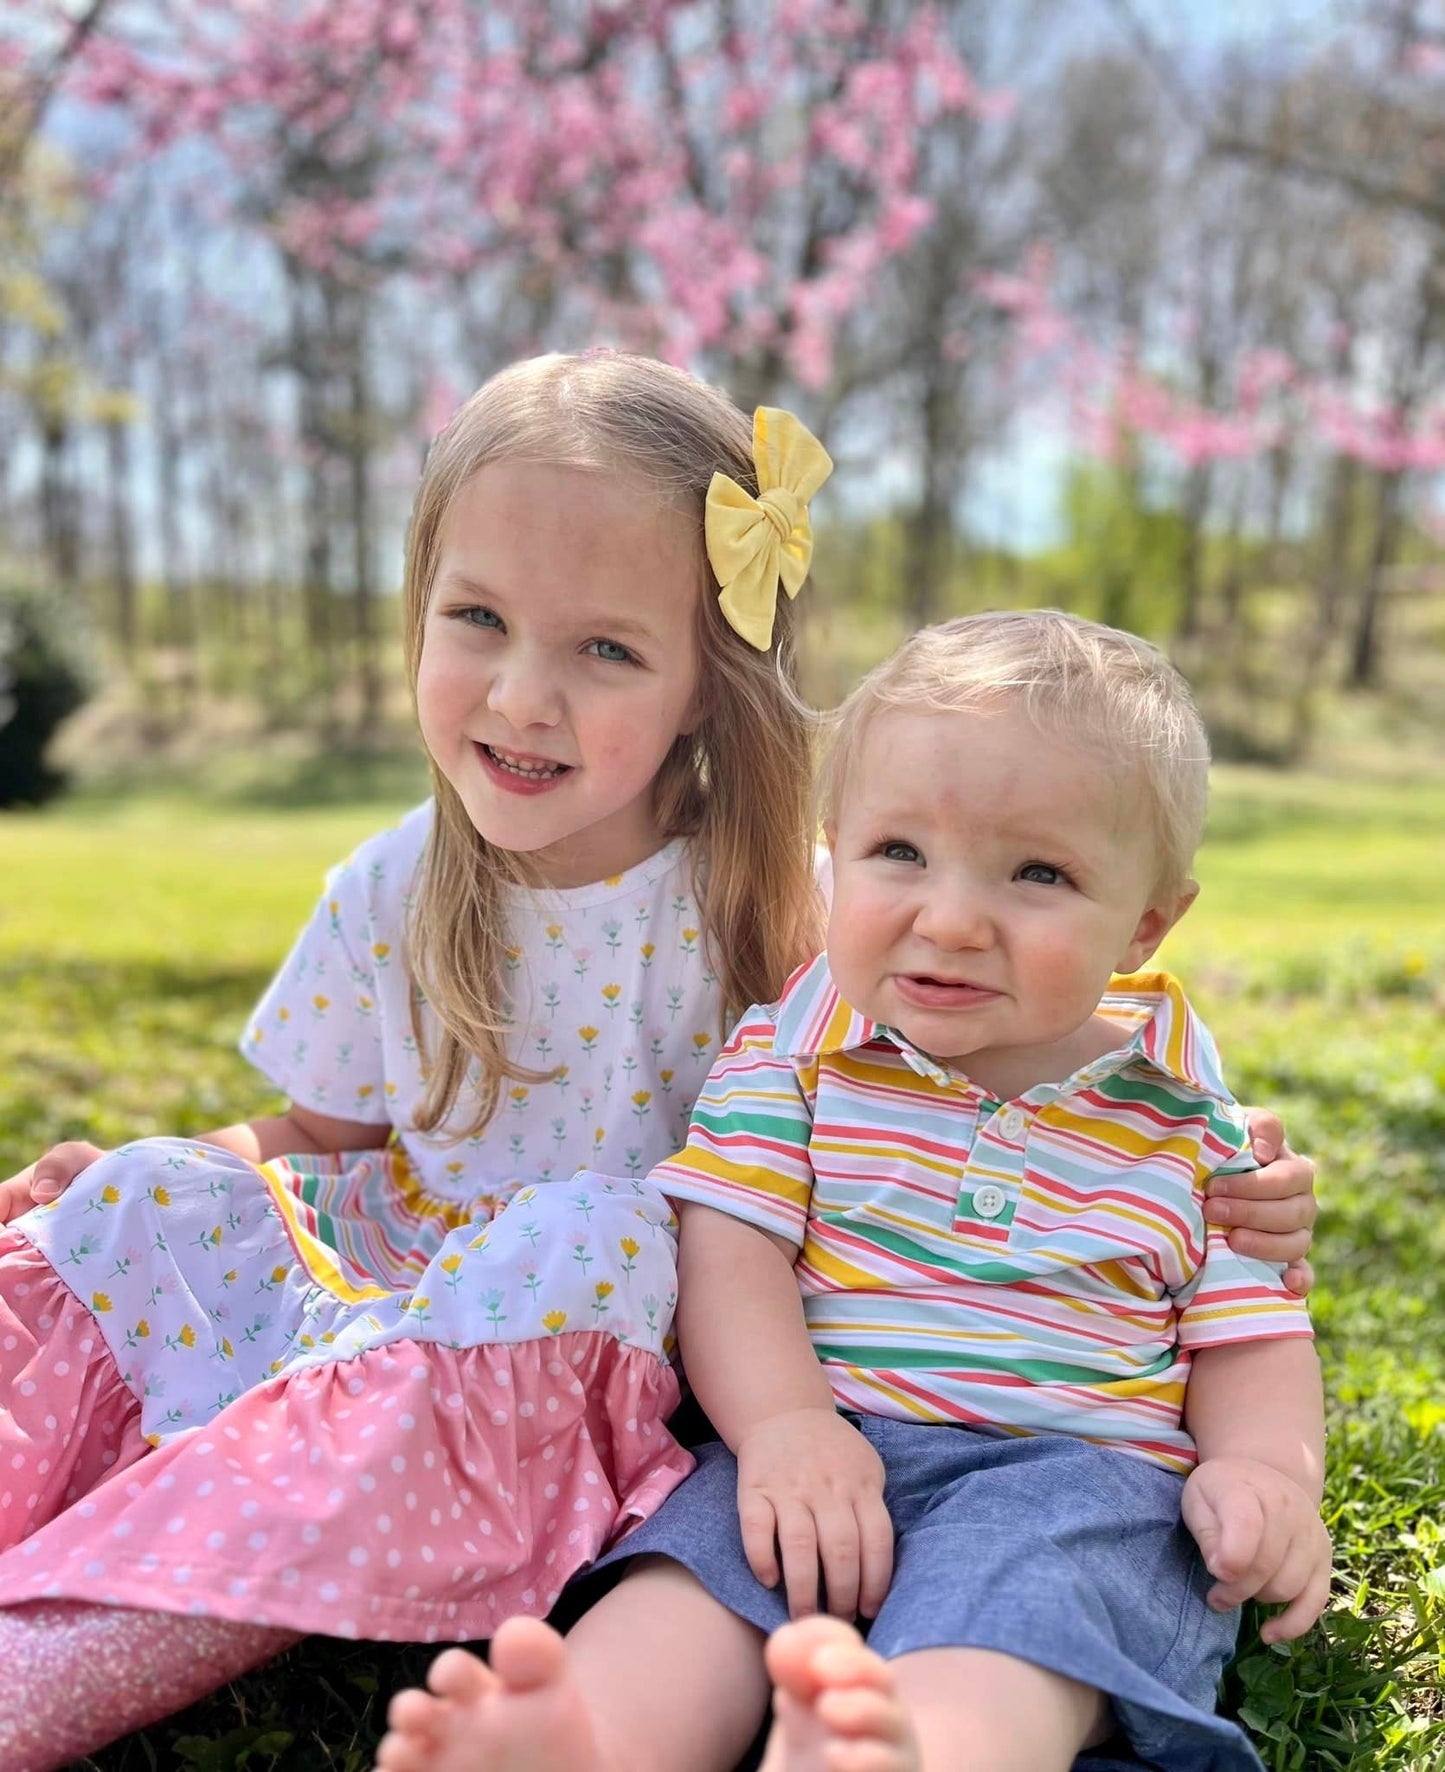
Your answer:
[0,353,1312,1772]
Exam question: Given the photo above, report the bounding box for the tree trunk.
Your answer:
[1346,467,1402,690]
[104,413,137,658]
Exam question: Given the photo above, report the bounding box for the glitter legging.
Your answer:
[0,1601,297,1771]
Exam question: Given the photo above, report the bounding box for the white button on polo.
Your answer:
[998,1109,1027,1141]
[972,1185,1007,1220]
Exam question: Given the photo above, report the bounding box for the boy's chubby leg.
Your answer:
[373,1556,770,1772]
[759,1617,1108,1772]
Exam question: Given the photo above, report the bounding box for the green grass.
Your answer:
[1,759,1442,1771]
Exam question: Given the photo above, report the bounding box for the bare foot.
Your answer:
[372,1616,609,1772]
[759,1616,920,1772]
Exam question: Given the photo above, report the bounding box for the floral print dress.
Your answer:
[0,804,720,1641]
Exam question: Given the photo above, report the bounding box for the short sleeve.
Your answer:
[649,1004,816,1246]
[1174,1124,1313,1348]
[240,868,392,1125]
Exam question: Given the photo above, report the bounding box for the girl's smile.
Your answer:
[475,741,574,792]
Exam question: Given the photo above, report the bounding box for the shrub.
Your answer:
[0,586,91,807]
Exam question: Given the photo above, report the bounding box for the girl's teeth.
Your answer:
[488,747,566,780]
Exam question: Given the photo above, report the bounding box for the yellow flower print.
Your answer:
[578,1025,599,1051]
[505,944,523,963]
[620,1236,640,1258]
[100,1184,120,1205]
[271,1265,288,1284]
[546,922,564,941]
[542,1309,568,1334]
[682,926,699,946]
[299,1333,316,1350]
[269,1360,284,1376]
[659,1068,675,1089]
[278,1005,290,1024]
[356,1084,374,1102]
[145,1432,163,1448]
[148,1186,171,1208]
[313,994,329,1012]
[320,1331,337,1345]
[440,1253,463,1274]
[220,1337,235,1358]
[134,1319,150,1338]
[358,995,373,1012]
[595,1280,615,1300]
[402,1295,431,1312]
[446,1159,465,1176]
[372,943,391,962]
[632,1090,651,1107]
[178,1324,196,1348]
[91,1292,113,1312]
[468,1228,490,1251]
[640,943,655,962]
[594,1128,606,1148]
[601,984,622,1011]
[692,1032,712,1055]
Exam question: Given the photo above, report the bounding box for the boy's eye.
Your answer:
[1017,862,1067,886]
[879,841,923,864]
[585,638,635,665]
[458,605,504,631]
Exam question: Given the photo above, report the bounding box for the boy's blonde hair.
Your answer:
[403,351,823,1139]
[823,610,1210,896]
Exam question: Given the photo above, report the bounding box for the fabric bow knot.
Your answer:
[705,407,833,650]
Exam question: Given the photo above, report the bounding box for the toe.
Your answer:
[766,1615,868,1701]
[428,1646,498,1704]
[386,1685,445,1733]
[488,1615,569,1692]
[373,1723,437,1772]
[815,1680,909,1740]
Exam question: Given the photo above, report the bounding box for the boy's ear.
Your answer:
[1119,881,1199,973]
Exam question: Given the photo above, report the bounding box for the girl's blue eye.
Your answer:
[881,841,922,864]
[1018,862,1065,886]
[586,639,634,664]
[460,606,504,631]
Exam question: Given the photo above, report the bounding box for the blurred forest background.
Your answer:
[1,0,1444,771]
[1,4,1443,1771]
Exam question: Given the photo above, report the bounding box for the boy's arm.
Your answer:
[1182,1339,1331,1641]
[674,1200,893,1620]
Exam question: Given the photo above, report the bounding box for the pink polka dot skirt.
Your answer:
[0,1144,696,1642]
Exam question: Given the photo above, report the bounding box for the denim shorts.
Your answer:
[592,1417,1262,1772]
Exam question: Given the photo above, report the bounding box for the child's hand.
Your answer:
[0,1141,107,1224]
[734,1406,893,1622]
[1212,1112,1317,1295]
[1182,1455,1332,1642]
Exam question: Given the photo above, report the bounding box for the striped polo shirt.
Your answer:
[652,957,1312,1472]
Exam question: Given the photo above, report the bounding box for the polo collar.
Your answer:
[770,955,1228,1100]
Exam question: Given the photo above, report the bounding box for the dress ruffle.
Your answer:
[0,1331,690,1641]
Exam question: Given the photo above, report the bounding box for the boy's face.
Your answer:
[826,704,1193,1076]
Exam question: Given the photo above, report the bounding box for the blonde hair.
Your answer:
[403,352,823,1138]
[823,610,1210,895]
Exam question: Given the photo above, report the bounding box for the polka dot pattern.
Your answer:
[0,1332,691,1642]
[0,1231,149,1555]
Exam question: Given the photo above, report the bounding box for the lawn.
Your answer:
[1,758,1441,1771]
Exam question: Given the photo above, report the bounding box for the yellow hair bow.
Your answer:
[705,407,833,650]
